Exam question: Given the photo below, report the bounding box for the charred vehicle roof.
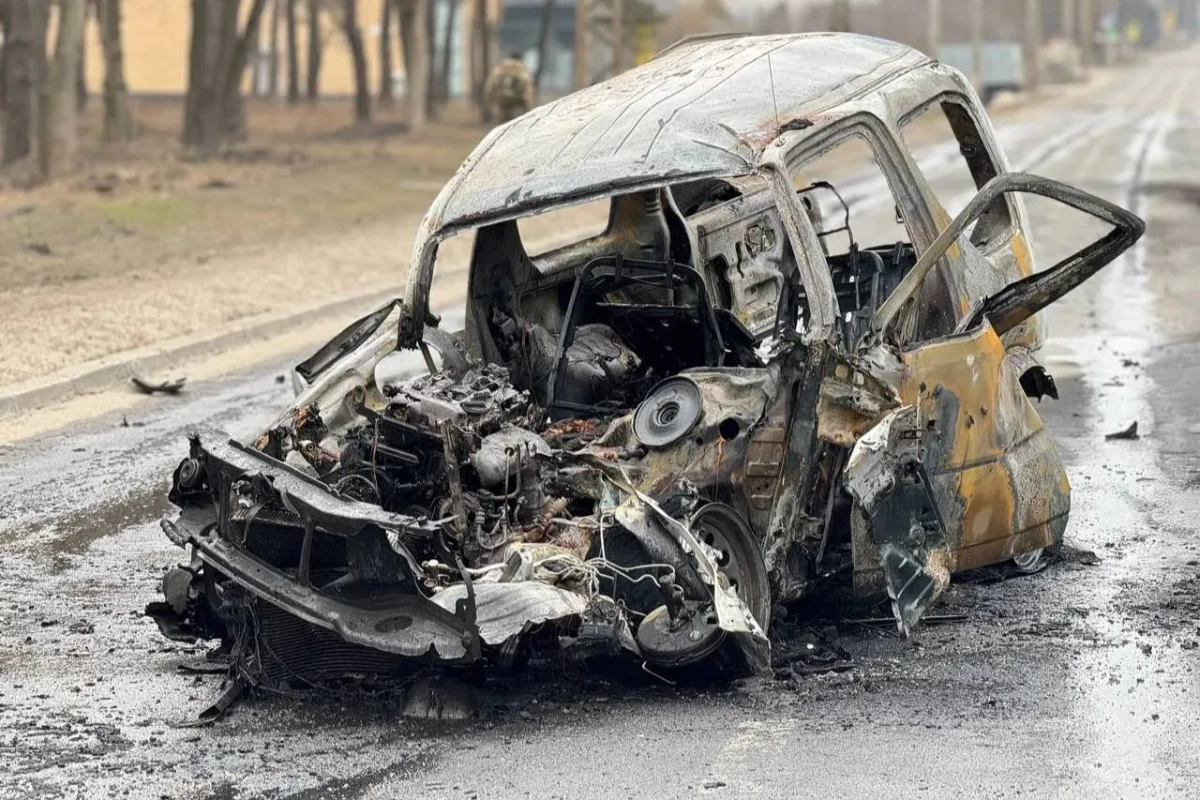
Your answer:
[414,34,925,226]
[149,33,1144,696]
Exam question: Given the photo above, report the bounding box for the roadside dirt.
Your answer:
[0,99,485,385]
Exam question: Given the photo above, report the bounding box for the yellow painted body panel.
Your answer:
[900,322,1068,572]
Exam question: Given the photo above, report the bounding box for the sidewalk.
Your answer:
[0,61,1123,420]
[0,197,609,418]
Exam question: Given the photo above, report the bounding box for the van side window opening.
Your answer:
[899,97,1013,248]
[788,132,957,345]
[515,199,612,258]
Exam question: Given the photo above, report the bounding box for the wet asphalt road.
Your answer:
[4,48,1200,799]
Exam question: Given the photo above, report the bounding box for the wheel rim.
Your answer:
[1012,548,1045,573]
[689,503,771,632]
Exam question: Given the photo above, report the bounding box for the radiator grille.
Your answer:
[250,598,409,687]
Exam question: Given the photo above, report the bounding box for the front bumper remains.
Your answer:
[152,434,482,664]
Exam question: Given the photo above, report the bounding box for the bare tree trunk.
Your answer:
[379,0,394,103]
[829,0,851,32]
[267,0,281,96]
[398,0,428,131]
[183,0,211,148]
[3,0,35,163]
[439,0,457,104]
[97,0,133,141]
[31,0,49,149]
[534,0,554,90]
[183,0,269,151]
[221,0,269,138]
[572,0,588,89]
[424,0,437,118]
[76,20,88,112]
[340,0,370,122]
[0,4,9,115]
[481,2,495,117]
[284,0,299,103]
[305,0,321,102]
[212,0,242,135]
[470,0,484,106]
[470,0,494,113]
[40,0,87,181]
[611,0,624,74]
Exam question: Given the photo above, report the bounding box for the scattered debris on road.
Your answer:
[146,33,1144,706]
[845,614,968,627]
[770,622,854,676]
[1105,421,1141,440]
[400,676,478,720]
[131,376,187,395]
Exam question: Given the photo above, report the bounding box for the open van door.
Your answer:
[847,173,1144,635]
[872,172,1145,343]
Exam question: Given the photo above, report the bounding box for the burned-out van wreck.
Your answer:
[149,33,1143,689]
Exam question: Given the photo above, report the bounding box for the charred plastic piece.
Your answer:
[633,377,703,448]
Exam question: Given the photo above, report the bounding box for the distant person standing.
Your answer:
[485,54,535,124]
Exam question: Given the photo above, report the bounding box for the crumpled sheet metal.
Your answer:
[431,582,590,646]
[565,450,771,672]
[815,355,901,448]
[842,405,917,515]
[587,366,780,498]
[610,481,772,675]
[681,367,779,416]
[843,405,953,635]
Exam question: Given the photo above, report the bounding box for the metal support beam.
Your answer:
[1026,0,1042,91]
[926,0,942,58]
[574,0,591,89]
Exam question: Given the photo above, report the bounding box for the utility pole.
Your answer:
[830,0,851,32]
[971,0,984,91]
[612,0,626,75]
[926,0,941,58]
[1026,0,1042,91]
[1079,0,1094,71]
[573,0,590,89]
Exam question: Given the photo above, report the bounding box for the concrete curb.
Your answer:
[0,285,399,419]
[0,224,600,419]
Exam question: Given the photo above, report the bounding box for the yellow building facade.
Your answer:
[82,0,494,97]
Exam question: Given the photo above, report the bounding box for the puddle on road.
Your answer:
[43,484,173,572]
[1059,90,1192,796]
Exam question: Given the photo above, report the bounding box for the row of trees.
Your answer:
[0,0,508,182]
[0,0,131,180]
[185,0,529,149]
[182,0,446,149]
